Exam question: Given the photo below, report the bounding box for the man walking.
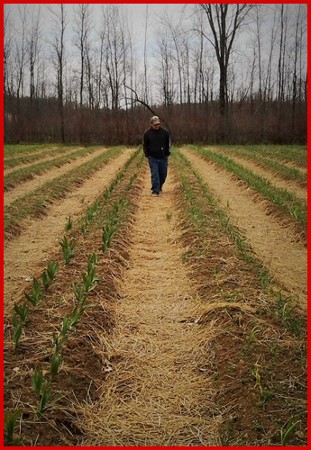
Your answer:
[143,116,171,196]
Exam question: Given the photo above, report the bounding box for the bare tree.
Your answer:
[192,14,215,105]
[277,4,288,102]
[73,4,92,109]
[198,4,253,115]
[48,4,67,142]
[27,6,41,100]
[14,6,28,101]
[155,28,175,107]
[143,5,149,104]
[263,6,277,102]
[253,5,263,101]
[4,9,13,97]
[99,5,130,110]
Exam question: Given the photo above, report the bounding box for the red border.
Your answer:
[1,2,309,450]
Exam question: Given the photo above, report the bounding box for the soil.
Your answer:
[183,148,307,309]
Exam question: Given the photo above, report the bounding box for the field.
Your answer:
[4,143,307,446]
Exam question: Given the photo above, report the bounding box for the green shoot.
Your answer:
[41,270,50,290]
[60,236,76,265]
[280,419,301,445]
[47,261,59,281]
[88,252,98,267]
[12,315,23,348]
[24,278,42,306]
[102,222,116,252]
[32,368,44,395]
[13,303,29,324]
[247,324,261,345]
[82,265,99,293]
[37,381,52,417]
[4,410,23,446]
[73,282,87,306]
[69,303,86,327]
[52,333,66,354]
[80,221,88,235]
[50,352,62,380]
[60,316,71,339]
[65,216,73,232]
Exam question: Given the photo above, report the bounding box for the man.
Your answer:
[143,115,171,196]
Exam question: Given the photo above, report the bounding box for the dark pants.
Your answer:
[147,156,168,194]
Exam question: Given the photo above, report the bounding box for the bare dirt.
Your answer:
[183,148,307,309]
[4,148,135,315]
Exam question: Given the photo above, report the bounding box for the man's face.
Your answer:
[151,122,160,129]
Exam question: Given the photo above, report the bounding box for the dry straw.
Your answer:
[73,172,224,446]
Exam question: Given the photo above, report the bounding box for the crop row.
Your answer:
[223,144,307,168]
[5,149,144,445]
[187,145,307,231]
[4,144,52,158]
[4,146,126,238]
[209,145,306,186]
[4,145,78,170]
[4,145,307,445]
[4,145,103,190]
[172,149,306,445]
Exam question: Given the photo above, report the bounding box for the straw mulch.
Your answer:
[74,171,223,446]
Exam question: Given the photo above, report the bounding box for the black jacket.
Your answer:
[143,127,171,159]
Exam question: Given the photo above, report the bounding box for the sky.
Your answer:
[4,3,307,103]
[4,3,189,64]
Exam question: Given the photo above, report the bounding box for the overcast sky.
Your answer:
[4,3,307,104]
[5,2,193,80]
[5,3,188,53]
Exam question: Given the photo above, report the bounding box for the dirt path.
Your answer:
[209,148,307,200]
[4,149,134,314]
[4,147,106,207]
[184,149,307,308]
[77,170,221,446]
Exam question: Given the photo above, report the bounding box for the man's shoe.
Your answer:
[152,191,159,196]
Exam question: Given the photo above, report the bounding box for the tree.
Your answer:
[27,6,41,100]
[73,4,92,109]
[49,4,67,142]
[99,5,131,111]
[198,4,253,115]
[4,9,13,97]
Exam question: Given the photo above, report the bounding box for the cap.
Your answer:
[150,115,160,125]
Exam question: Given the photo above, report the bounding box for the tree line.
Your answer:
[4,4,307,145]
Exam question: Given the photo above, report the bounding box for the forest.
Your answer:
[4,3,307,145]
